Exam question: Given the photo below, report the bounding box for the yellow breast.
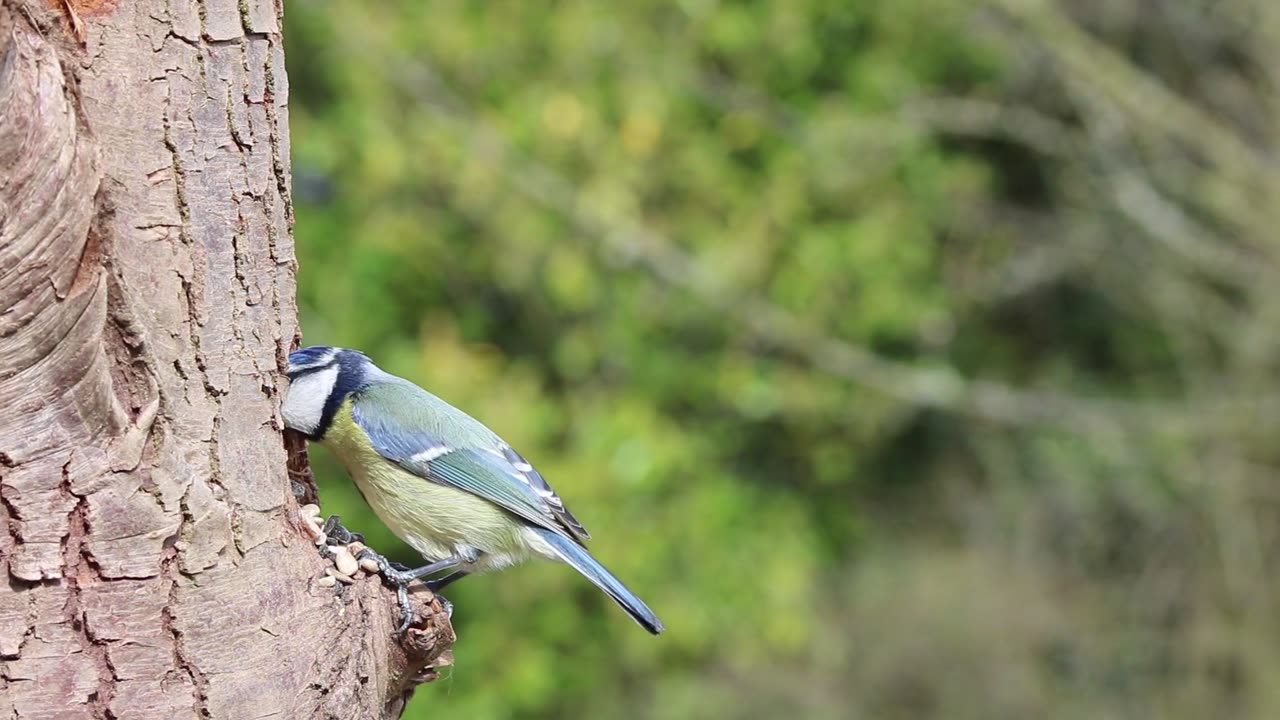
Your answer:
[321,402,526,562]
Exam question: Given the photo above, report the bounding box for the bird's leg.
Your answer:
[360,551,463,585]
[425,571,468,593]
[356,548,464,633]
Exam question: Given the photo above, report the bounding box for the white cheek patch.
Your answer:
[282,365,339,434]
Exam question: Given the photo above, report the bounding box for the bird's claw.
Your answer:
[395,584,414,634]
[320,514,364,545]
[358,547,423,632]
[356,547,456,634]
[302,514,455,629]
[356,547,415,585]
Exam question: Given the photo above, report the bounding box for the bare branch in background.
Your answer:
[375,54,1280,437]
[997,0,1279,184]
[997,0,1280,250]
[904,97,1081,158]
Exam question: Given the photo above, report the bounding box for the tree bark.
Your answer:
[0,2,453,718]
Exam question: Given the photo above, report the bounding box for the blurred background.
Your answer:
[284,0,1280,717]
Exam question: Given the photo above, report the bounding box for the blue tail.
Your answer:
[534,528,665,634]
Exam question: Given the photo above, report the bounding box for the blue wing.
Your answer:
[494,442,590,540]
[351,389,591,544]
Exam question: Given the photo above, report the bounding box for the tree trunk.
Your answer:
[0,2,453,718]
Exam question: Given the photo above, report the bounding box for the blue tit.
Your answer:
[282,345,664,635]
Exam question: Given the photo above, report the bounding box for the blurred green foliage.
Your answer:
[286,0,1280,717]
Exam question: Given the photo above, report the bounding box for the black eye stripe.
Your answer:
[312,353,366,439]
[287,363,334,380]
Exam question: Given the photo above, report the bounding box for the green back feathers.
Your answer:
[351,378,591,543]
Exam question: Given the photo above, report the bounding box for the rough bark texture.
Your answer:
[0,2,453,718]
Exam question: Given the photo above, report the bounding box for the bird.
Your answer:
[281,345,664,635]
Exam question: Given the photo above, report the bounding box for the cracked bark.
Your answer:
[0,2,454,718]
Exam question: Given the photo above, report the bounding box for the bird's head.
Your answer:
[282,345,374,438]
